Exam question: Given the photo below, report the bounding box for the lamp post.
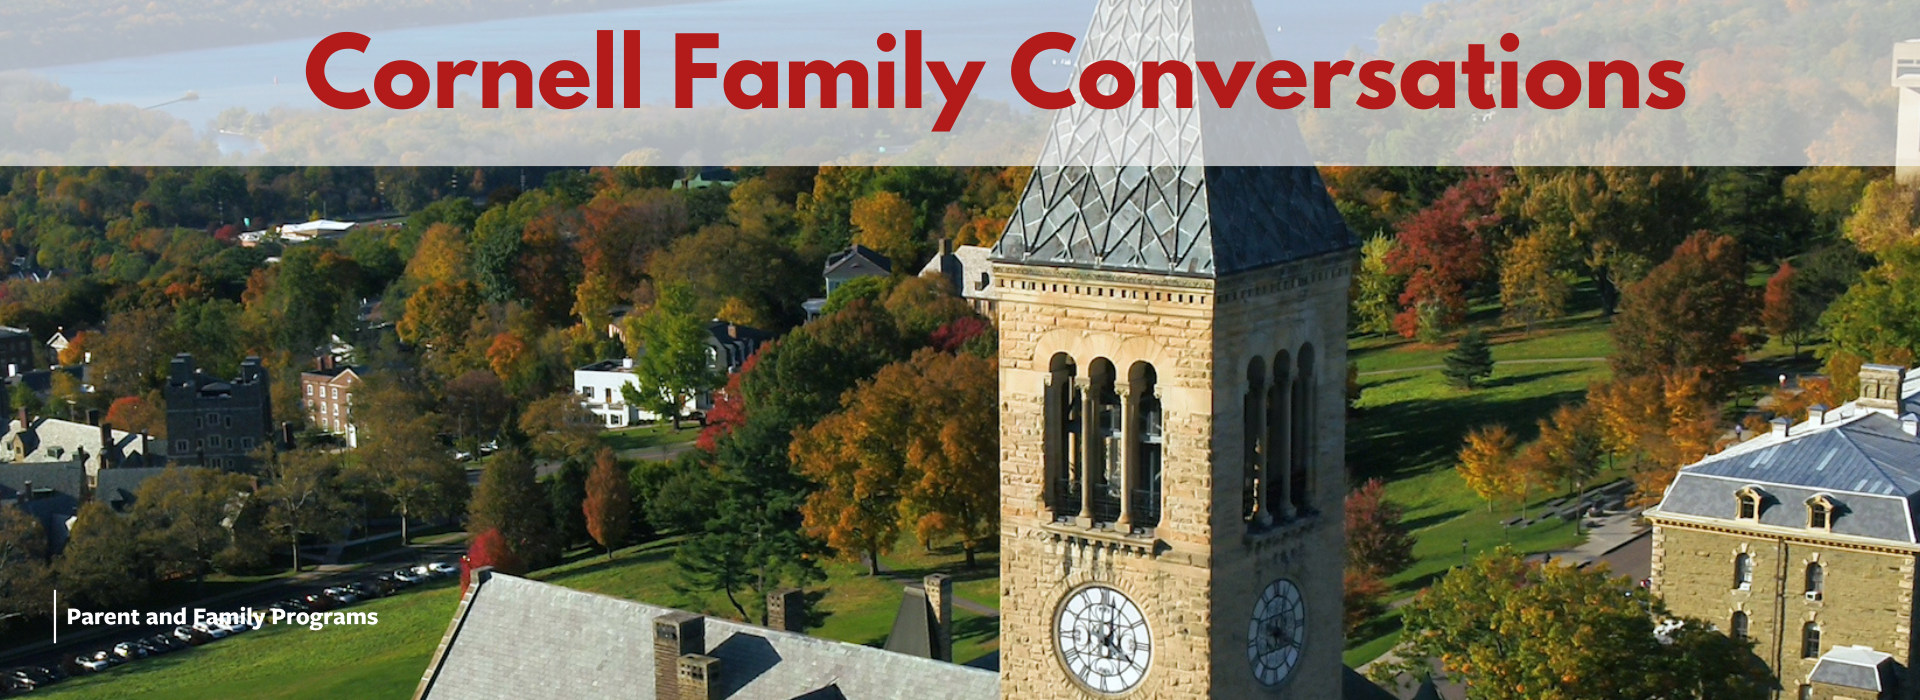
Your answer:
[1460,539,1469,568]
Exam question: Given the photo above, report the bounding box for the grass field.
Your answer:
[39,534,1000,700]
[1341,308,1618,666]
[598,423,701,452]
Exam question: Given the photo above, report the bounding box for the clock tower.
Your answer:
[991,0,1357,698]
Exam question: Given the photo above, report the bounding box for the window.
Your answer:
[331,387,338,399]
[1734,553,1753,590]
[1801,622,1821,659]
[224,416,232,428]
[1807,496,1833,530]
[305,385,312,396]
[1730,611,1749,641]
[1289,346,1315,514]
[174,439,188,452]
[1798,685,1812,700]
[1130,362,1162,530]
[241,438,253,450]
[1243,358,1266,523]
[1044,354,1081,520]
[1805,562,1824,598]
[1737,488,1763,520]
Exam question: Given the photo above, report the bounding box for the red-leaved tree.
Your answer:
[1386,168,1509,338]
[697,348,762,453]
[583,448,632,559]
[460,528,525,593]
[1345,478,1415,579]
[1760,261,1808,355]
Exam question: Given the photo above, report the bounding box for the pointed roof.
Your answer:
[990,0,1353,278]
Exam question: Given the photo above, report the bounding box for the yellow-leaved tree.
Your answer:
[1457,424,1525,513]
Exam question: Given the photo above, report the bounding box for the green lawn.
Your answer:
[598,423,700,452]
[1342,312,1617,665]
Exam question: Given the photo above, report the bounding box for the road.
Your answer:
[1356,356,1608,377]
[0,539,465,674]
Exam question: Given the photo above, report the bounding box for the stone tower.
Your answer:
[991,0,1356,697]
[1898,41,1920,184]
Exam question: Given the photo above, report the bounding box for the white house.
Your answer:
[278,219,356,242]
[573,359,701,428]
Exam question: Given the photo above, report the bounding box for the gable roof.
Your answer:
[416,573,997,700]
[823,245,892,279]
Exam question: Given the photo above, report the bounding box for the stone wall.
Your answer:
[995,250,1351,700]
[1652,522,1918,697]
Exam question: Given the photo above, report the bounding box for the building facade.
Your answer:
[1649,364,1920,700]
[163,354,272,470]
[920,240,999,320]
[574,321,769,428]
[1898,41,1920,184]
[300,358,363,447]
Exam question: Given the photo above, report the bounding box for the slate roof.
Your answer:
[416,573,998,700]
[0,460,83,502]
[919,245,997,301]
[1809,646,1897,691]
[823,245,892,280]
[987,0,1354,278]
[1653,369,1920,543]
[4,417,158,476]
[94,467,170,510]
[883,586,936,660]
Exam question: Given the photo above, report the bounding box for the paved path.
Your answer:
[1357,356,1607,377]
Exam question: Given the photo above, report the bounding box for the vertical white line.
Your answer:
[52,589,58,643]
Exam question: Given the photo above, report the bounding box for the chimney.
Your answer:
[1771,417,1791,439]
[925,573,953,662]
[939,238,953,257]
[653,612,705,700]
[16,407,26,430]
[621,357,634,370]
[86,408,100,426]
[20,479,31,503]
[99,421,112,466]
[281,422,296,448]
[767,588,805,633]
[1905,414,1919,438]
[727,323,738,339]
[7,363,15,377]
[1859,364,1908,412]
[1808,404,1829,425]
[676,655,721,700]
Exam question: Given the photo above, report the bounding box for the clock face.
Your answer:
[1247,578,1307,687]
[1055,585,1151,694]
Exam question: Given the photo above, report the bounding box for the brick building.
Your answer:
[301,357,364,447]
[163,354,272,470]
[1649,364,1920,700]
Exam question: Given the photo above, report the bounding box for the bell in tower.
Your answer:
[991,0,1358,698]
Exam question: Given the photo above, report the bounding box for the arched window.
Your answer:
[1734,553,1753,590]
[1244,358,1265,523]
[1805,562,1824,599]
[1088,359,1122,524]
[1730,611,1749,641]
[1266,351,1291,521]
[1737,487,1763,520]
[1129,362,1162,530]
[1798,685,1812,700]
[1289,345,1315,515]
[1801,622,1821,659]
[1044,354,1081,520]
[1807,496,1834,530]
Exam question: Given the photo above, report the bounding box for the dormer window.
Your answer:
[1807,495,1835,531]
[1736,487,1764,520]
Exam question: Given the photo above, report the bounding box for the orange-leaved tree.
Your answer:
[583,448,632,560]
[1456,424,1525,514]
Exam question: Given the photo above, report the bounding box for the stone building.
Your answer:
[163,354,272,471]
[300,357,364,447]
[2,410,159,483]
[919,240,999,320]
[1898,41,1920,184]
[0,325,34,375]
[1648,364,1920,700]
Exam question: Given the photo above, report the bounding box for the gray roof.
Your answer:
[883,586,935,659]
[1655,370,1920,543]
[919,246,997,301]
[992,167,1357,278]
[417,573,997,700]
[4,417,157,475]
[95,467,170,509]
[1809,646,1896,691]
[1343,666,1403,700]
[823,246,892,280]
[0,460,83,502]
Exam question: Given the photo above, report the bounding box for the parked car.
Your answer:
[172,625,209,645]
[302,594,336,612]
[190,622,229,640]
[144,635,183,654]
[111,642,147,660]
[71,654,109,674]
[427,561,458,575]
[11,666,64,687]
[393,568,427,584]
[3,676,33,693]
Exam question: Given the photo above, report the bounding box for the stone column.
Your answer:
[1114,381,1134,531]
[1276,378,1295,520]
[1251,376,1271,528]
[1042,372,1059,521]
[1076,376,1096,528]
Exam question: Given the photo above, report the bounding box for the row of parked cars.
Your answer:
[0,560,457,695]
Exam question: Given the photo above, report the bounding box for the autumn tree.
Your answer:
[646,223,810,329]
[55,330,91,366]
[1511,167,1704,315]
[1610,232,1750,399]
[1351,236,1401,336]
[1443,328,1495,389]
[1457,424,1526,513]
[0,507,54,620]
[1345,478,1414,579]
[1841,178,1920,255]
[1383,549,1773,700]
[260,449,355,574]
[1386,169,1507,338]
[517,393,601,463]
[792,398,906,574]
[351,380,468,545]
[1499,230,1577,332]
[460,528,525,592]
[89,307,173,398]
[584,448,632,559]
[468,448,559,569]
[850,190,920,270]
[1344,569,1391,636]
[442,369,511,448]
[104,394,166,438]
[1589,371,1726,505]
[623,282,722,429]
[58,502,149,608]
[1760,261,1812,355]
[403,222,473,286]
[1819,241,1920,385]
[398,280,481,352]
[1523,403,1606,495]
[132,467,251,585]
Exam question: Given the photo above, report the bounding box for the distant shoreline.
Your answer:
[1,0,730,73]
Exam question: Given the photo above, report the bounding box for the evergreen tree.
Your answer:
[1443,328,1494,389]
